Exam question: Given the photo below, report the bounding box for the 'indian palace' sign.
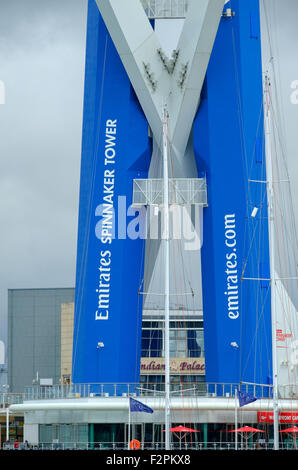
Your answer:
[141,358,205,375]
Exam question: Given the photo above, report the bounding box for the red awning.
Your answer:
[280,427,298,433]
[229,426,265,433]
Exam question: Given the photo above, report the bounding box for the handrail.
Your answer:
[20,382,287,401]
[3,441,297,451]
[5,382,297,403]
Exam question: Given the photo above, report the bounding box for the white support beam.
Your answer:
[170,0,225,155]
[95,0,166,142]
[95,0,225,158]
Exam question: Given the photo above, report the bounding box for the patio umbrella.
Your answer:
[163,426,200,449]
[280,426,298,448]
[169,426,200,433]
[230,426,265,434]
[229,426,265,448]
[280,426,298,433]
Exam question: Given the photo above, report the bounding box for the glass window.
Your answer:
[140,375,165,393]
[141,327,204,358]
[141,329,163,357]
[187,330,204,357]
[169,330,187,357]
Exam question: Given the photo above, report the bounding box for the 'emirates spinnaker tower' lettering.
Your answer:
[95,119,117,320]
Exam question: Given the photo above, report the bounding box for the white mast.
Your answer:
[162,105,171,451]
[264,74,279,450]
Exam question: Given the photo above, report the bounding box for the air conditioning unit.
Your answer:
[122,393,128,397]
[104,393,109,397]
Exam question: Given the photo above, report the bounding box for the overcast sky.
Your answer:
[0,0,297,362]
[0,0,88,347]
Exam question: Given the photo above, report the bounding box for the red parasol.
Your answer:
[163,425,200,449]
[168,426,200,433]
[279,426,298,449]
[229,426,265,448]
[280,427,298,433]
[229,426,265,433]
[280,426,298,449]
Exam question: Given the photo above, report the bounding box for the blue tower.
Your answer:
[72,0,272,390]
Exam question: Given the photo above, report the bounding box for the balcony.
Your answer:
[132,177,208,207]
[141,0,188,19]
[21,382,279,400]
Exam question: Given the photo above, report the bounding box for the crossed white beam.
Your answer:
[95,0,225,159]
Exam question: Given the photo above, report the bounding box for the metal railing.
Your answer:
[0,393,24,407]
[23,382,277,401]
[132,177,208,206]
[2,441,298,451]
[2,382,295,403]
[141,0,188,19]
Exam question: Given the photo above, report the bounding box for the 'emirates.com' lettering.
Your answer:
[224,214,239,320]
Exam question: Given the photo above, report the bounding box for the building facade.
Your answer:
[7,288,206,394]
[8,288,75,393]
[62,302,205,391]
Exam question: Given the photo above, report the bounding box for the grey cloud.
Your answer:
[0,0,88,353]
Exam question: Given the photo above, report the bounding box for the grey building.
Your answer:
[8,288,75,393]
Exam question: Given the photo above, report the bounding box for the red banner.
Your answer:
[258,412,298,424]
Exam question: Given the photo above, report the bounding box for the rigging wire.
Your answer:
[262,0,298,398]
[229,12,272,387]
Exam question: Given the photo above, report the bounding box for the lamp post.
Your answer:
[2,385,10,444]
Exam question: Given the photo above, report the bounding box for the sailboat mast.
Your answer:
[162,105,171,451]
[264,74,279,450]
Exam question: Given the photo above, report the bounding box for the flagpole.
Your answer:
[162,104,171,451]
[235,388,238,450]
[128,398,131,450]
[264,74,279,451]
[128,398,154,449]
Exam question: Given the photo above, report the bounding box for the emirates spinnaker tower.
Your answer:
[72,0,273,388]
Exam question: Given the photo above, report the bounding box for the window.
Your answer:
[187,330,204,357]
[141,326,204,358]
[169,329,204,358]
[140,375,205,393]
[141,329,163,357]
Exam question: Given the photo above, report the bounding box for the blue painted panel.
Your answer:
[194,0,272,387]
[250,12,259,39]
[255,136,263,164]
[72,1,151,384]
